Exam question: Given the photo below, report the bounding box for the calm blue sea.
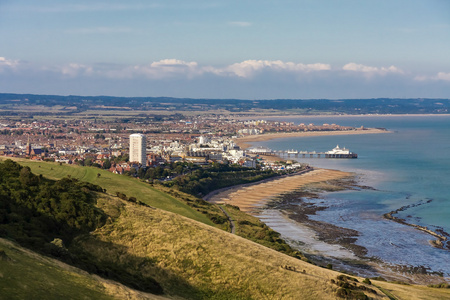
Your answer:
[252,115,450,275]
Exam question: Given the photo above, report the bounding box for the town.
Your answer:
[0,115,359,178]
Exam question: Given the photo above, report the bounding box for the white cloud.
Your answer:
[104,59,201,79]
[414,72,450,82]
[73,59,331,80]
[60,63,94,77]
[342,63,403,75]
[211,60,331,78]
[228,21,252,27]
[435,72,450,81]
[0,57,20,70]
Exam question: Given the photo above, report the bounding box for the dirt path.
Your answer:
[218,206,236,234]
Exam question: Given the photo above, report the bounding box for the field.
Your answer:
[4,157,214,226]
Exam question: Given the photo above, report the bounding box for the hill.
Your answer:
[1,93,449,115]
[0,238,169,300]
[2,158,450,299]
[72,192,450,299]
[8,158,215,226]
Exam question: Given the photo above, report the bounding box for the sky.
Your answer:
[1,0,450,99]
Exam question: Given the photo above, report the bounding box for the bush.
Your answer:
[428,282,450,288]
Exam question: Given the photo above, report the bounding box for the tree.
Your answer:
[84,158,93,167]
[102,159,111,169]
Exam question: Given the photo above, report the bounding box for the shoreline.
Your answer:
[226,127,450,283]
[208,170,448,283]
[207,168,353,213]
[234,128,389,150]
[234,113,450,120]
[384,206,450,251]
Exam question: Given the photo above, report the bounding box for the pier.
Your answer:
[278,151,357,159]
[248,145,358,159]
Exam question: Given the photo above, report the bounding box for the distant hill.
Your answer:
[0,93,449,115]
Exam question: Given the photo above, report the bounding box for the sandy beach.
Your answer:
[215,128,386,212]
[235,128,388,150]
[208,168,352,213]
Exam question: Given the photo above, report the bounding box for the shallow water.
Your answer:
[252,115,450,275]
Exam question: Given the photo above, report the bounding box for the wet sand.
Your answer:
[208,168,353,213]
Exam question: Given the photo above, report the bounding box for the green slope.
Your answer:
[7,158,213,226]
[0,239,107,300]
[0,238,172,300]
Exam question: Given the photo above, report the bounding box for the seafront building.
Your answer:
[129,133,147,165]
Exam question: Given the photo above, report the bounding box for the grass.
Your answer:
[220,204,304,259]
[4,157,450,299]
[74,195,352,300]
[6,158,214,226]
[75,193,450,299]
[0,239,111,300]
[374,281,450,300]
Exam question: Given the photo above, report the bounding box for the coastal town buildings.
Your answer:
[0,115,365,174]
[129,133,147,165]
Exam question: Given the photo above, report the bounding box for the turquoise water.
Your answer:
[252,115,450,274]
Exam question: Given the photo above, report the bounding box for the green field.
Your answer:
[0,239,114,300]
[5,158,213,226]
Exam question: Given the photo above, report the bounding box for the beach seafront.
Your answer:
[206,127,450,283]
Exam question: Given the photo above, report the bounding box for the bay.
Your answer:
[251,115,450,276]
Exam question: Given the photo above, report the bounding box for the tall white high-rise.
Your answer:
[129,133,147,165]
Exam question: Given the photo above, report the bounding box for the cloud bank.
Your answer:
[1,56,449,99]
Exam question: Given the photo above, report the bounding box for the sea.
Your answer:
[250,115,450,276]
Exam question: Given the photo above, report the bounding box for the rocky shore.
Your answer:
[266,178,370,258]
[383,200,450,250]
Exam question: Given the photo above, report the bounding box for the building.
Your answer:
[129,133,147,165]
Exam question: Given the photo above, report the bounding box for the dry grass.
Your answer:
[74,195,390,299]
[375,281,450,300]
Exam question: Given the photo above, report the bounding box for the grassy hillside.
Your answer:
[3,158,449,299]
[5,158,214,226]
[9,158,304,258]
[71,194,450,299]
[75,195,365,299]
[0,238,169,300]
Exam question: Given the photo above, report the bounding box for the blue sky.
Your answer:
[1,0,450,99]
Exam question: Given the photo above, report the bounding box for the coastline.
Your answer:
[208,169,449,283]
[384,207,450,251]
[225,126,450,283]
[234,113,450,120]
[234,128,389,150]
[208,168,353,213]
